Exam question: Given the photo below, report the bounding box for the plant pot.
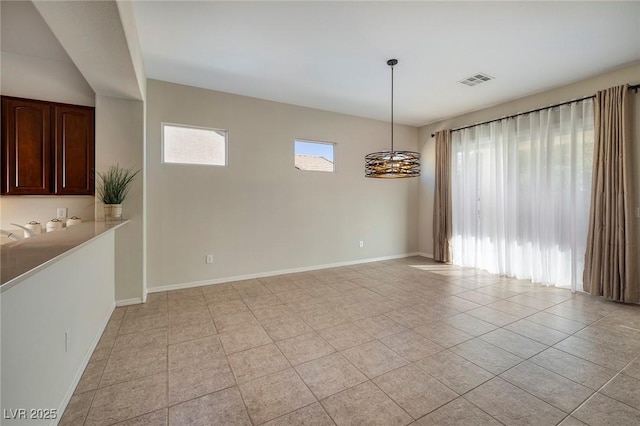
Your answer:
[104,204,123,223]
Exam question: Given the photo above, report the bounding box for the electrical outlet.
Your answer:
[206,254,214,264]
[57,207,68,219]
[65,329,71,352]
[359,241,364,248]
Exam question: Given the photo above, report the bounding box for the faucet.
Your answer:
[1,230,22,241]
[10,223,36,238]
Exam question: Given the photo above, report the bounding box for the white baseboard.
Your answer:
[116,297,144,307]
[416,252,434,258]
[54,302,115,426]
[148,252,425,294]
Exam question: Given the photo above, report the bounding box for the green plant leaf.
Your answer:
[97,164,140,204]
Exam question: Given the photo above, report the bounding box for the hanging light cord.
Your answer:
[390,61,394,153]
[364,58,420,178]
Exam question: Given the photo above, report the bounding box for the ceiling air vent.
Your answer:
[459,73,494,87]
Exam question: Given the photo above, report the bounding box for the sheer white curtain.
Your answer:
[451,99,594,291]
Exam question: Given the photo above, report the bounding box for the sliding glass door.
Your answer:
[451,99,594,291]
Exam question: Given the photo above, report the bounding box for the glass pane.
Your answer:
[163,124,226,166]
[294,140,334,172]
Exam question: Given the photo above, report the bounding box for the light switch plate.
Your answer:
[57,208,68,219]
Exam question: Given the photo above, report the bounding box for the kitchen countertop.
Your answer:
[0,220,129,291]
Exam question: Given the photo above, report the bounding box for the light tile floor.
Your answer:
[61,257,640,425]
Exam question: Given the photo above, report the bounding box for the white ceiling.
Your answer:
[132,1,640,126]
[3,2,639,126]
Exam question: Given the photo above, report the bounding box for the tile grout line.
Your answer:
[164,338,169,424]
[367,377,420,423]
[561,351,640,424]
[438,298,601,420]
[234,374,257,426]
[103,297,211,424]
[165,297,254,424]
[502,304,635,410]
[64,259,637,425]
[81,308,127,425]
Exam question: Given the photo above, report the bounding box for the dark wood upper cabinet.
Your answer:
[2,98,52,194]
[1,96,95,195]
[54,105,95,195]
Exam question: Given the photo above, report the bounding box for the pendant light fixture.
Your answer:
[365,59,420,178]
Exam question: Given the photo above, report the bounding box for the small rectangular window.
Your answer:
[162,123,227,166]
[294,140,335,172]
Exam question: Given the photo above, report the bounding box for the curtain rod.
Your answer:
[431,84,640,137]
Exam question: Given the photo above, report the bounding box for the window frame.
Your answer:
[161,122,229,167]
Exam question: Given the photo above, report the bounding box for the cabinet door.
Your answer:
[1,98,52,194]
[53,105,95,195]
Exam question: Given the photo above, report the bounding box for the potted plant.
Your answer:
[97,164,140,222]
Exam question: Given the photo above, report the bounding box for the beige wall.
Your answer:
[95,95,145,303]
[146,79,419,290]
[417,62,640,256]
[0,51,95,106]
[0,196,96,231]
